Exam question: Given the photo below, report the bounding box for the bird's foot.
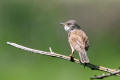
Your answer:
[69,55,74,62]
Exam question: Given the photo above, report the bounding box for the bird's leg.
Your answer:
[69,48,75,62]
[69,51,74,57]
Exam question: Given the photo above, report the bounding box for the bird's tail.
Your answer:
[78,49,90,63]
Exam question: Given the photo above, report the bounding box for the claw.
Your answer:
[69,55,74,62]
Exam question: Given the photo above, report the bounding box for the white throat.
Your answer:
[64,25,70,31]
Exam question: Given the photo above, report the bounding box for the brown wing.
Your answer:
[68,29,89,52]
[85,39,89,51]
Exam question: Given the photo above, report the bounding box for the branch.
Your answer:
[6,42,120,79]
[91,70,120,80]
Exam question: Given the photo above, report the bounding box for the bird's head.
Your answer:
[60,19,81,32]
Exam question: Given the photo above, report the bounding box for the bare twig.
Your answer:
[6,42,120,79]
[91,70,120,80]
[49,47,54,54]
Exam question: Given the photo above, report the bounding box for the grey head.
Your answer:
[60,19,81,32]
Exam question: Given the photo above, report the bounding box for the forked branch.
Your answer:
[7,42,120,79]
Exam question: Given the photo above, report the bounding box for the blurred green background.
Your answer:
[0,0,120,80]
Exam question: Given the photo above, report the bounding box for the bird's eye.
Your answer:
[67,23,71,25]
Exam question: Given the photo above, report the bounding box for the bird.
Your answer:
[60,19,90,64]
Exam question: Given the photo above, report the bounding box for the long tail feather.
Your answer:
[79,49,89,63]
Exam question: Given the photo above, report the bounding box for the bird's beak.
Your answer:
[60,22,65,26]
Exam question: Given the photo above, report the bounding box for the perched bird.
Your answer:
[60,19,90,64]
